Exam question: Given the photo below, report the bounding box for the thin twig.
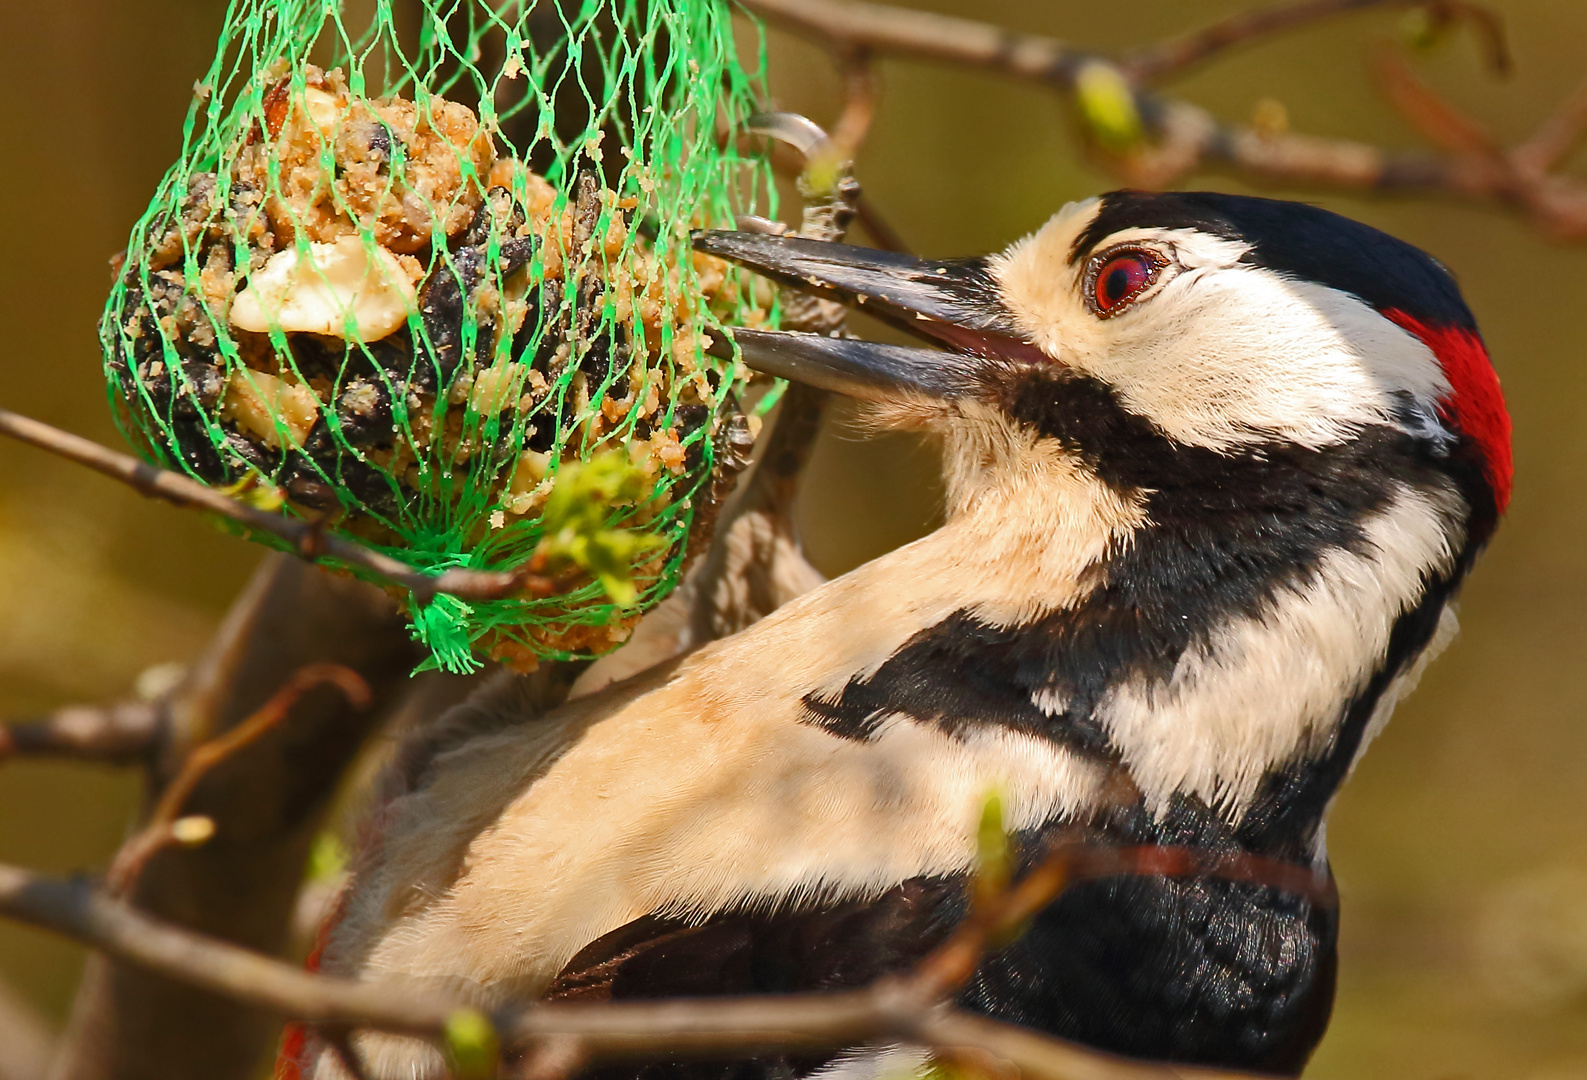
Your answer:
[852,194,912,253]
[761,146,910,252]
[829,47,880,158]
[1510,73,1587,177]
[0,408,559,603]
[0,862,455,1031]
[743,0,1089,86]
[1373,49,1501,157]
[514,1034,588,1080]
[323,1027,375,1080]
[1121,0,1509,83]
[0,701,163,766]
[743,0,1587,238]
[1366,53,1587,234]
[908,841,1334,1003]
[910,845,1075,1001]
[103,663,372,896]
[0,854,1286,1080]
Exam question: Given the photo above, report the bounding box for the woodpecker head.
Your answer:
[698,191,1511,544]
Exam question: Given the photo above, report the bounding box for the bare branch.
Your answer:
[513,1034,587,1080]
[909,844,1075,1001]
[910,840,1334,1004]
[742,0,1089,86]
[1,849,1307,1080]
[743,0,1587,239]
[852,194,912,253]
[920,1011,1175,1080]
[45,557,443,1080]
[0,862,455,1032]
[103,664,372,897]
[1121,0,1509,84]
[1373,49,1501,156]
[829,48,880,158]
[1510,74,1587,177]
[0,408,559,603]
[322,1028,376,1080]
[0,701,162,766]
[1362,54,1587,234]
[823,49,915,253]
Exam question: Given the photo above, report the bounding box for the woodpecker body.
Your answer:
[305,192,1509,1080]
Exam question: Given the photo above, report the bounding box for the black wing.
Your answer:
[540,815,1337,1080]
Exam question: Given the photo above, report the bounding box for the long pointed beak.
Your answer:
[706,329,979,402]
[693,232,1047,401]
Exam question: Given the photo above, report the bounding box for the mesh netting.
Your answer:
[102,0,775,672]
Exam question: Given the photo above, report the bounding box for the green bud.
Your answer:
[1074,61,1144,151]
[218,475,285,512]
[306,831,349,884]
[799,151,846,202]
[975,788,1012,903]
[538,451,664,606]
[444,1009,500,1080]
[1401,6,1444,50]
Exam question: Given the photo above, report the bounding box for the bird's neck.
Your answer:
[725,429,1470,852]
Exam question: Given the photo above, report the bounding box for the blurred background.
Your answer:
[0,1,1583,1076]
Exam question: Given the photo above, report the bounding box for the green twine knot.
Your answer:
[412,592,484,674]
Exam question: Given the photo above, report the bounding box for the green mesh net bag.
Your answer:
[102,0,776,672]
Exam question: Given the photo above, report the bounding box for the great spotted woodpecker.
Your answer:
[301,191,1511,1079]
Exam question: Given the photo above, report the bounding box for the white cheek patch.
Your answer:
[991,214,1454,452]
[1099,481,1465,817]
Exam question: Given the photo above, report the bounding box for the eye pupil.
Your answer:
[1104,267,1130,304]
[1093,253,1154,313]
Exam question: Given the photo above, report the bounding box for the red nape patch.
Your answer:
[1384,309,1513,512]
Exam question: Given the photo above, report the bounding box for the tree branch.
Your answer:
[829,48,881,159]
[0,863,453,1033]
[103,664,371,897]
[2,842,1320,1080]
[45,557,452,1080]
[742,0,1587,238]
[0,408,557,603]
[1511,74,1587,177]
[744,0,1089,86]
[0,701,163,766]
[0,856,1197,1080]
[1120,0,1509,84]
[322,1028,377,1080]
[1373,48,1501,156]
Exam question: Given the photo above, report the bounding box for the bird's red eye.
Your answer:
[1091,252,1157,314]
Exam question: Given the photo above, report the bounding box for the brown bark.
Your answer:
[46,556,446,1080]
